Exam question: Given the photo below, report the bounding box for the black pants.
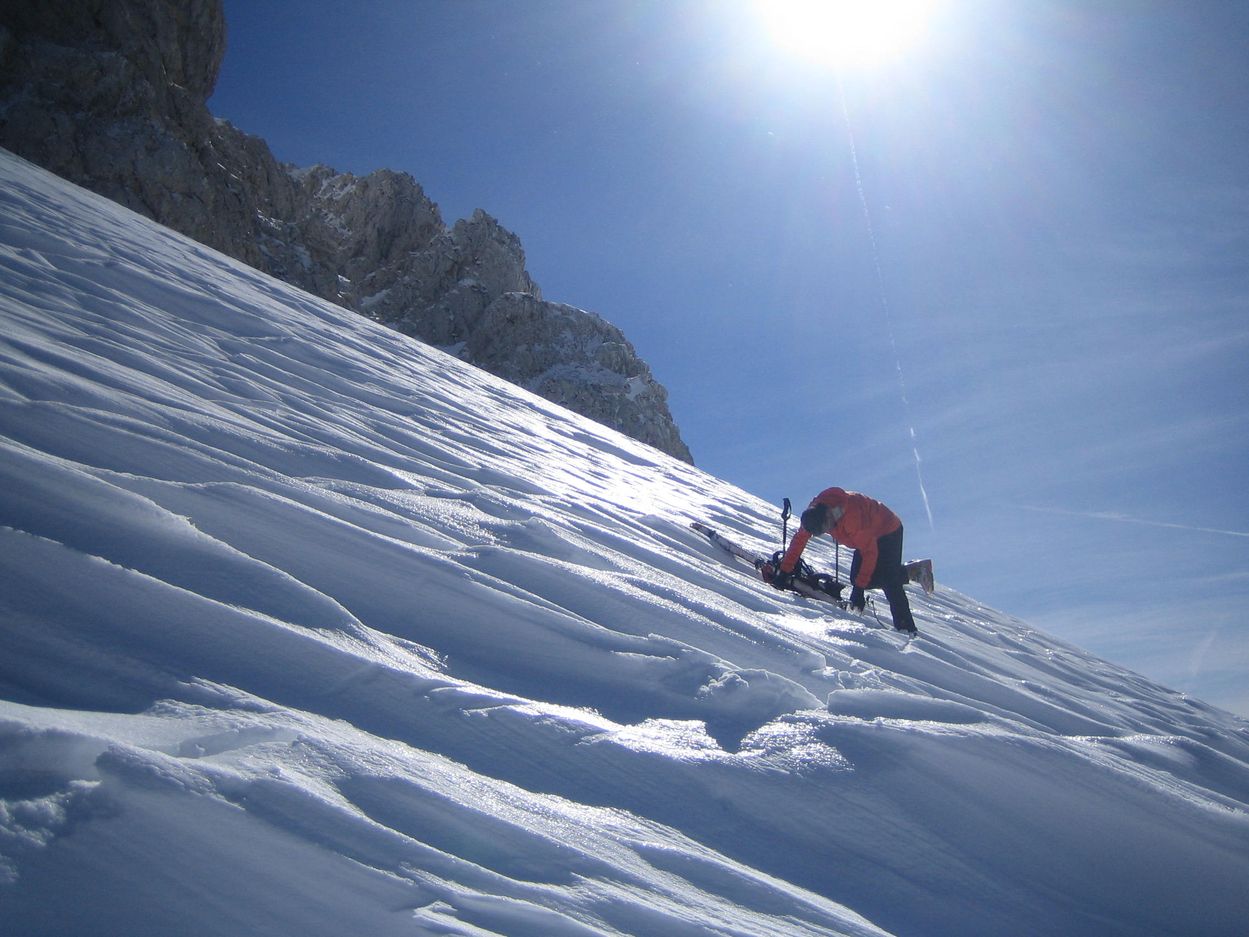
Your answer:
[849,525,916,632]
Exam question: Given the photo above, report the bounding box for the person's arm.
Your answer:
[854,537,878,588]
[778,527,811,573]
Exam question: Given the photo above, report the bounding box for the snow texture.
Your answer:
[1,148,1248,936]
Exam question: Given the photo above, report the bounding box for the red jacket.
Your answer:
[779,488,901,588]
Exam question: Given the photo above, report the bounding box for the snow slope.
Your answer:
[1,148,1247,936]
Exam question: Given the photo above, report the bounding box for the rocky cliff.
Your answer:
[0,0,692,463]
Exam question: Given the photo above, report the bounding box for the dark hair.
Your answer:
[801,504,827,535]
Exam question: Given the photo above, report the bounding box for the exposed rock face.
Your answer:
[466,293,691,462]
[0,0,693,463]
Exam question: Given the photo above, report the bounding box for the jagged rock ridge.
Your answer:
[0,0,693,463]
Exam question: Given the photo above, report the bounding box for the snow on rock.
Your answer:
[2,149,1248,936]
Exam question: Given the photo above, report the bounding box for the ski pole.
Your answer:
[781,498,791,548]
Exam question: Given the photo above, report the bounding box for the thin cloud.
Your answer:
[1016,503,1249,539]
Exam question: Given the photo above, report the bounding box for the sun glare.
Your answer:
[757,0,937,69]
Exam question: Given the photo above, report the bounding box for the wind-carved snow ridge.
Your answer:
[1,149,1247,936]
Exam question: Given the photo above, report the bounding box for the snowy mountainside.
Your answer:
[1,149,1248,936]
[0,0,693,463]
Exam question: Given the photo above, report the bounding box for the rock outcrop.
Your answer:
[0,0,692,462]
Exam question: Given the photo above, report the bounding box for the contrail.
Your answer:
[836,76,934,529]
[1017,504,1249,539]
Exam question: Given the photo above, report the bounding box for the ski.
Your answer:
[690,522,848,608]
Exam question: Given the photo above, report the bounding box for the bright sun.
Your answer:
[756,0,938,69]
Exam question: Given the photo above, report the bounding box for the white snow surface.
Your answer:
[1,148,1247,936]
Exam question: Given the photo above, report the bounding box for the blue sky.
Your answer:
[208,0,1248,715]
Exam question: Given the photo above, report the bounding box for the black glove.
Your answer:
[849,587,865,611]
[764,563,794,590]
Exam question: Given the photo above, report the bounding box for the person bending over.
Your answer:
[770,487,917,634]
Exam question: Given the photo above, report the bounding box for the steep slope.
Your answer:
[0,0,692,462]
[1,150,1247,937]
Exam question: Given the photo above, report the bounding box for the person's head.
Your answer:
[801,501,844,535]
[801,504,828,535]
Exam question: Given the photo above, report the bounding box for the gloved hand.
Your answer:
[763,563,794,590]
[849,587,865,612]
